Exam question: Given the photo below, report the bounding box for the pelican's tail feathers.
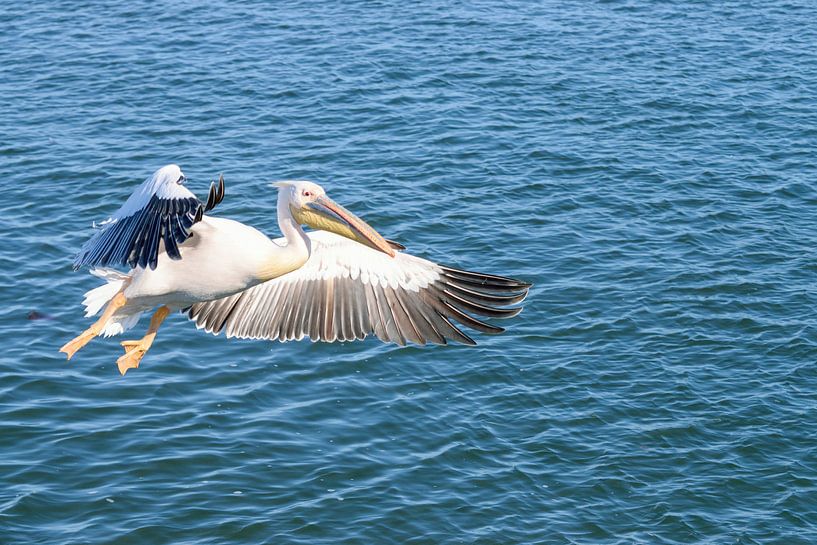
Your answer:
[83,268,142,337]
[83,268,130,317]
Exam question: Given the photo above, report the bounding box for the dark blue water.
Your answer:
[3,1,817,543]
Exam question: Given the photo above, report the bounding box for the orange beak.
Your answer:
[299,195,396,258]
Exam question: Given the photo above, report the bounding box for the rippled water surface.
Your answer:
[3,1,817,543]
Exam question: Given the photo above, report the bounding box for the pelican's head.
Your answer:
[272,180,395,258]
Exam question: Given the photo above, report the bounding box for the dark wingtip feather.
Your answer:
[446,282,528,306]
[386,239,406,251]
[446,318,478,345]
[441,271,530,294]
[204,174,226,213]
[441,301,505,334]
[205,184,216,211]
[442,288,524,319]
[441,266,531,289]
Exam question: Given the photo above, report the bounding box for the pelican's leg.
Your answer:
[116,305,171,376]
[60,292,128,360]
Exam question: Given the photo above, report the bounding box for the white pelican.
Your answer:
[60,164,530,375]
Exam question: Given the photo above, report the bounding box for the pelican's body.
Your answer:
[122,217,275,309]
[61,164,530,375]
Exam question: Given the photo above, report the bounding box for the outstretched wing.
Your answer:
[73,165,225,271]
[186,231,530,346]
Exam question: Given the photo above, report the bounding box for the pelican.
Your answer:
[60,164,531,375]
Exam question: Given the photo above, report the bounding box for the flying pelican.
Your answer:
[60,164,531,375]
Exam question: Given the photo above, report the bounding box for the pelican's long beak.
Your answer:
[295,195,396,258]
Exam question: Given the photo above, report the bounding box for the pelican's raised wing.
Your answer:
[186,231,531,346]
[73,165,225,271]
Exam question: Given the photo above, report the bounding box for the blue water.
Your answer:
[3,1,817,543]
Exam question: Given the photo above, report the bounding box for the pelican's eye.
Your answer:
[302,190,313,198]
[176,175,185,184]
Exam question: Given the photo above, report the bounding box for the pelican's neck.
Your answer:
[277,193,309,250]
[256,192,311,282]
